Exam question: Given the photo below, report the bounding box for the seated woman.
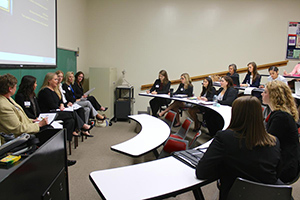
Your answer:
[188,77,216,132]
[284,63,300,76]
[260,66,287,88]
[216,76,237,106]
[38,72,93,138]
[226,63,240,86]
[73,71,107,112]
[15,75,41,119]
[262,80,300,183]
[0,74,48,139]
[240,62,261,88]
[146,70,171,117]
[62,71,106,123]
[158,73,193,127]
[196,96,280,200]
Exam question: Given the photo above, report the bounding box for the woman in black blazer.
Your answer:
[147,70,171,117]
[73,71,107,112]
[188,77,216,131]
[216,76,238,106]
[158,73,193,127]
[240,61,261,88]
[15,75,41,119]
[262,80,300,183]
[196,96,280,200]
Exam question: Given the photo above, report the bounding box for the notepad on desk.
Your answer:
[172,148,206,168]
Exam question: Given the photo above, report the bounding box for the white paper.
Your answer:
[244,87,255,95]
[72,103,82,110]
[84,87,95,96]
[51,121,63,129]
[36,113,57,124]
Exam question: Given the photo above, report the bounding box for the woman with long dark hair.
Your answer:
[73,71,107,112]
[196,96,280,200]
[240,61,261,87]
[188,77,216,131]
[15,75,40,119]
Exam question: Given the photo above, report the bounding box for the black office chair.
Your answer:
[227,177,292,200]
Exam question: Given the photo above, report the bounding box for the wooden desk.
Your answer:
[90,140,212,200]
[139,92,232,131]
[111,114,170,157]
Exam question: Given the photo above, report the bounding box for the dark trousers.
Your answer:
[55,111,75,141]
[203,108,224,137]
[149,97,170,116]
[87,96,101,111]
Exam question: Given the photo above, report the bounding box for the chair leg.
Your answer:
[81,135,84,142]
[74,137,78,149]
[68,141,71,155]
[192,188,205,200]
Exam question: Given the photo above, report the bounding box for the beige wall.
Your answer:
[57,0,88,72]
[58,0,300,113]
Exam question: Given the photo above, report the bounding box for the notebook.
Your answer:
[172,148,206,168]
[295,82,300,96]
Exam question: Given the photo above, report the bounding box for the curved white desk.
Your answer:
[139,92,232,130]
[90,140,213,200]
[111,114,170,157]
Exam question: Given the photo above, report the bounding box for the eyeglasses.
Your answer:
[78,76,84,78]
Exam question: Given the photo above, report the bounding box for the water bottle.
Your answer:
[213,95,218,106]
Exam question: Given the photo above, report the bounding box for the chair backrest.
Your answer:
[188,131,201,149]
[173,117,193,139]
[163,138,188,154]
[164,110,177,128]
[227,177,292,200]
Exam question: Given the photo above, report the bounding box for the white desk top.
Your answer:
[111,114,170,157]
[139,92,232,130]
[90,140,213,200]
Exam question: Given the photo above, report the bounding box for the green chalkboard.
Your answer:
[0,48,77,92]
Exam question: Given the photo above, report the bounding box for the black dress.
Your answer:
[266,110,300,183]
[149,79,171,116]
[73,82,101,110]
[196,130,281,200]
[15,93,40,119]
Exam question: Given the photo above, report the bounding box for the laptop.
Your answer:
[295,82,300,96]
[172,148,206,168]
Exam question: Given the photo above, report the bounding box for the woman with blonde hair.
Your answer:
[158,73,193,127]
[62,71,106,123]
[262,80,300,183]
[196,96,280,200]
[38,72,93,139]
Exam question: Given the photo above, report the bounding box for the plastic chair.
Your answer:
[171,117,193,140]
[163,110,177,128]
[158,130,201,158]
[227,177,292,200]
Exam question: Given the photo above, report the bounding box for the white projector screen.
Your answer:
[0,0,56,68]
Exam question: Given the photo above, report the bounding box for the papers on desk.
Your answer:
[244,87,256,95]
[36,113,57,124]
[173,94,188,98]
[51,121,63,129]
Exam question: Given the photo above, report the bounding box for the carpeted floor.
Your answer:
[67,119,300,200]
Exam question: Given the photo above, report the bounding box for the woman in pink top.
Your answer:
[284,63,300,76]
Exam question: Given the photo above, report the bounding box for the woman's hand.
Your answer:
[38,117,48,127]
[200,97,208,101]
[83,95,88,98]
[146,90,150,94]
[67,102,73,107]
[151,91,157,95]
[59,104,65,111]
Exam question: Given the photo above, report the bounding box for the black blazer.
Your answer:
[73,82,84,99]
[15,93,40,119]
[62,83,77,103]
[201,87,216,101]
[266,110,300,183]
[242,74,261,88]
[196,130,280,200]
[216,87,237,106]
[38,88,62,113]
[149,79,171,94]
[174,83,193,97]
[226,72,240,86]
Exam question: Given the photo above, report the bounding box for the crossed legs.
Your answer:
[158,101,185,126]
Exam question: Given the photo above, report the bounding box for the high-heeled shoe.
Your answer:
[96,115,107,121]
[81,123,94,132]
[81,131,94,137]
[73,132,81,137]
